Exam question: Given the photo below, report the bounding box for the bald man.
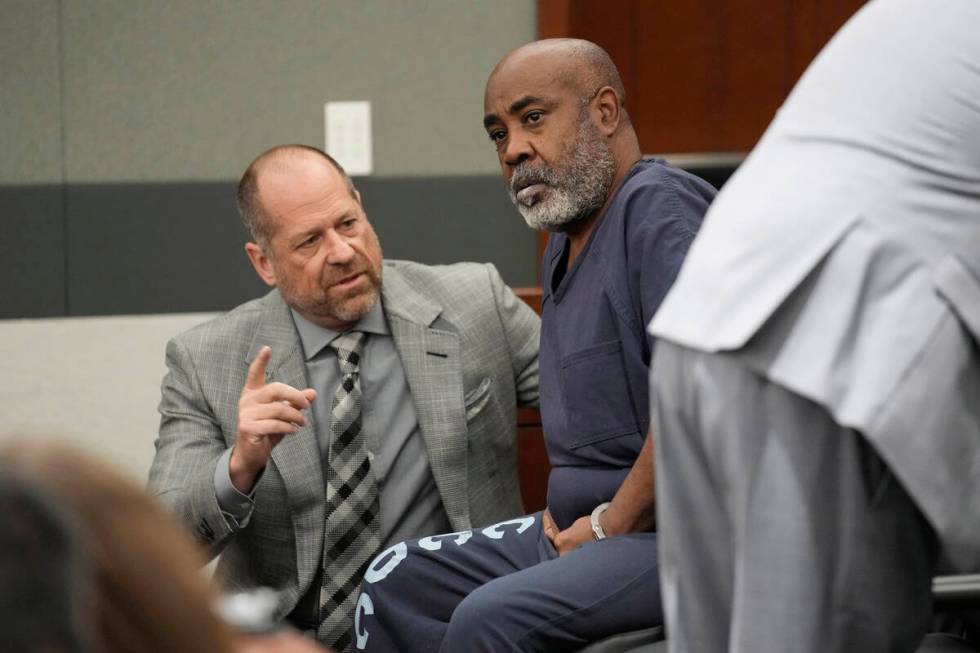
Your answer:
[148,145,540,650]
[352,40,714,652]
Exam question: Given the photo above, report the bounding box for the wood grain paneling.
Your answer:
[537,0,866,153]
[785,1,870,84]
[633,2,788,152]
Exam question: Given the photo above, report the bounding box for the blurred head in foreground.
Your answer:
[0,440,237,653]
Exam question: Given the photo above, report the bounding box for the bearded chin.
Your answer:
[509,118,615,232]
[330,290,379,323]
[286,267,383,327]
[324,270,382,323]
[515,189,588,232]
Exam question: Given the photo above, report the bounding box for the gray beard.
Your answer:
[508,117,616,232]
[282,279,381,329]
[277,242,385,329]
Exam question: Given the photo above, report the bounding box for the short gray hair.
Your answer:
[237,144,357,247]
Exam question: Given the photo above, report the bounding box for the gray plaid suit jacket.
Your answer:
[149,260,540,615]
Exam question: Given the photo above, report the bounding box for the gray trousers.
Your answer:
[652,341,938,653]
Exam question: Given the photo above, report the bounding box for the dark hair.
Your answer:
[0,470,86,652]
[237,144,357,247]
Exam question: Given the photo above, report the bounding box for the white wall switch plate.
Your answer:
[324,101,373,176]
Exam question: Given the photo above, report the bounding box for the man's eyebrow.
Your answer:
[289,228,318,244]
[483,95,549,130]
[509,95,544,115]
[483,113,501,130]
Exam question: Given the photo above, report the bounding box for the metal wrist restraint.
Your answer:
[591,501,611,540]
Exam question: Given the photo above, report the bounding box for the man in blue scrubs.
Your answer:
[351,39,715,652]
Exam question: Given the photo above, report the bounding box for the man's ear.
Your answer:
[245,242,278,287]
[593,86,622,136]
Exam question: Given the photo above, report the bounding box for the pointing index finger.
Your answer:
[245,346,271,389]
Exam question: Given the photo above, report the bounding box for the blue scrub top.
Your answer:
[539,159,714,529]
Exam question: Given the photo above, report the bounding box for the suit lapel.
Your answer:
[247,291,325,591]
[382,265,472,530]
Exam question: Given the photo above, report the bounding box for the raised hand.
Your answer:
[229,346,317,493]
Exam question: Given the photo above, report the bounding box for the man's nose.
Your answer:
[324,230,356,264]
[503,134,534,168]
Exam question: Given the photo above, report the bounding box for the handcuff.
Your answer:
[590,501,612,540]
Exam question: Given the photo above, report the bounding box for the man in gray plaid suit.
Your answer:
[148,144,540,649]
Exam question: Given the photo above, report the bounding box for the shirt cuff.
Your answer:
[214,447,258,529]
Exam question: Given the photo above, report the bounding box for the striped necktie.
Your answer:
[318,331,380,649]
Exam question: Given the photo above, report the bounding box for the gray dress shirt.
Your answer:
[215,298,452,546]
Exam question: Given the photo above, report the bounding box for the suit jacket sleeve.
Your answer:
[149,336,239,559]
[484,262,540,409]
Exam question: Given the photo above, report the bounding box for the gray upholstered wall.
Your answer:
[0,0,536,477]
[1,0,538,319]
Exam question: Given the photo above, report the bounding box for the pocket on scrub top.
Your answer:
[560,339,641,455]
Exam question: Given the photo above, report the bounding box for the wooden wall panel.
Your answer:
[785,1,870,84]
[538,0,574,40]
[632,2,787,152]
[538,0,867,154]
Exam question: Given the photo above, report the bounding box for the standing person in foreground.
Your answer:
[149,145,540,650]
[649,1,980,652]
[353,39,714,651]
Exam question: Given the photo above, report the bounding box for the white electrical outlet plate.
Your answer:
[324,101,373,176]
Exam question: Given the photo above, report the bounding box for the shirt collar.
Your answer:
[290,298,390,361]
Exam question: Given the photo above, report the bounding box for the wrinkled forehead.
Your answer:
[484,50,581,113]
[257,157,358,228]
[258,157,335,204]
